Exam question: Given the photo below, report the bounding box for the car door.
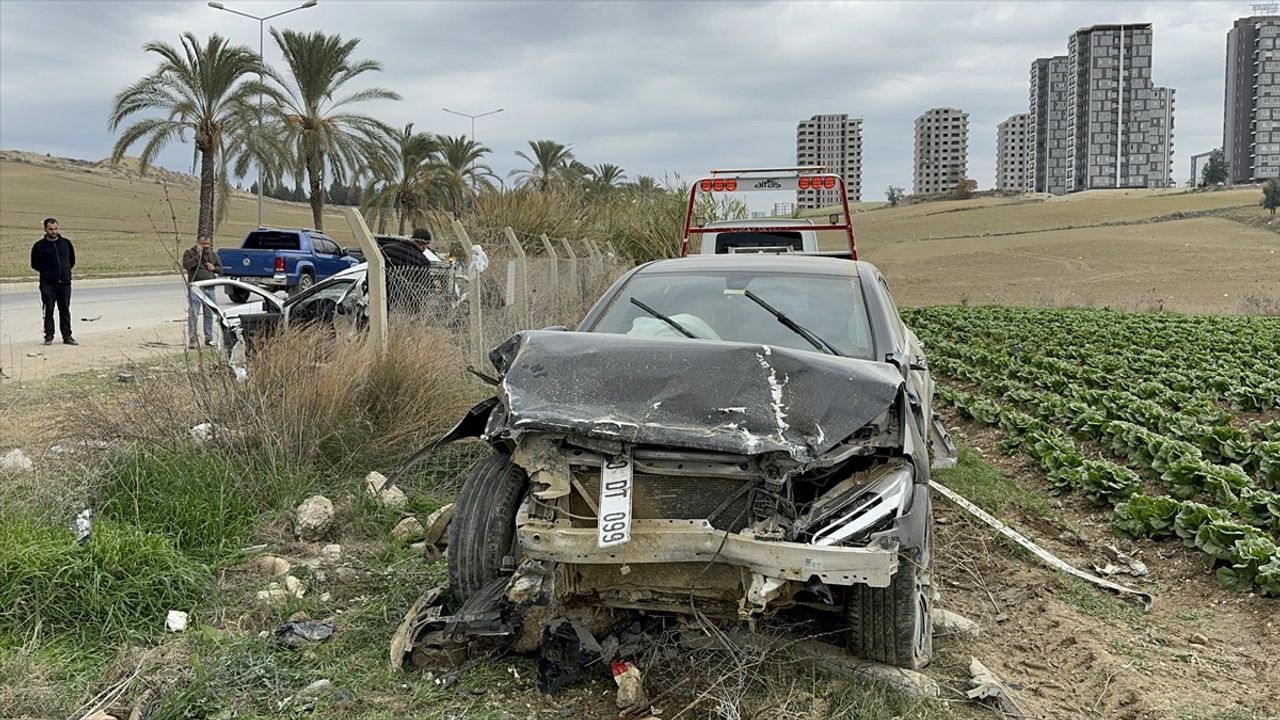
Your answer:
[282,274,361,328]
[191,278,286,358]
[312,235,350,277]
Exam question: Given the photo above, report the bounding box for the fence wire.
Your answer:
[379,225,630,366]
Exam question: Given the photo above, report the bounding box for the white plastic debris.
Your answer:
[166,610,189,632]
[189,423,217,447]
[73,508,93,545]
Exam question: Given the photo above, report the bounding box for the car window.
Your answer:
[876,275,907,351]
[314,237,340,255]
[243,231,301,251]
[588,271,874,359]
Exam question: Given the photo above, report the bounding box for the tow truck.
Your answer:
[679,166,858,259]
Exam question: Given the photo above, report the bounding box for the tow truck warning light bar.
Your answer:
[680,166,858,259]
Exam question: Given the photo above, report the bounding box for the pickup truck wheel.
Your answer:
[292,272,315,296]
[226,287,250,304]
[845,507,933,670]
[447,451,529,605]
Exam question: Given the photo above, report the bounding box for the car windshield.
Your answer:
[588,270,874,359]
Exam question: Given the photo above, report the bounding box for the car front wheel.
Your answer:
[845,506,933,670]
[447,451,529,604]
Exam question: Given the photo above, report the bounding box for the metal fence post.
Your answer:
[344,208,386,352]
[503,227,530,325]
[559,237,578,304]
[451,219,483,364]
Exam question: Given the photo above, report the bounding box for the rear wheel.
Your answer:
[846,507,933,670]
[226,287,250,304]
[292,272,315,296]
[447,451,529,604]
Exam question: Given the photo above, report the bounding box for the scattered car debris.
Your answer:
[116,372,135,383]
[931,479,1154,610]
[165,610,188,633]
[0,448,34,475]
[81,315,102,322]
[73,508,93,545]
[610,660,647,710]
[1093,544,1149,578]
[275,620,335,648]
[966,656,1028,719]
[537,617,604,694]
[294,495,335,541]
[188,422,222,447]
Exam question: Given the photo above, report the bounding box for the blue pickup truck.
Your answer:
[217,228,359,303]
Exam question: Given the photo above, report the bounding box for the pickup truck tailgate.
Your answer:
[219,249,283,278]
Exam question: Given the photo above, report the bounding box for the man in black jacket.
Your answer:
[29,217,77,345]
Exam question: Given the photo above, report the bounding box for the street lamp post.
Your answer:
[208,0,317,229]
[442,107,503,193]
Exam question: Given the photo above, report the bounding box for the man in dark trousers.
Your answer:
[29,217,77,345]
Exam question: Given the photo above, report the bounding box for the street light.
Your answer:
[208,0,318,228]
[442,107,504,193]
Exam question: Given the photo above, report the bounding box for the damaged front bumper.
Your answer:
[516,511,900,589]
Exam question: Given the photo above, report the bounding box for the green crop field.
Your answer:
[906,305,1280,595]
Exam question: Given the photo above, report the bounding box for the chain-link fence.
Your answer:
[381,221,629,366]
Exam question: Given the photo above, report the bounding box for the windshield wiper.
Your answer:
[629,297,697,339]
[742,289,845,356]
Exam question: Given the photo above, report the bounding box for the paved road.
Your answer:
[0,275,190,342]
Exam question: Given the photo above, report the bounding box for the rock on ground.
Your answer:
[253,554,292,578]
[320,543,343,565]
[391,516,424,541]
[365,471,407,508]
[0,448,34,474]
[294,496,335,541]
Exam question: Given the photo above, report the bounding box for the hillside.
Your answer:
[0,151,355,279]
[814,187,1280,314]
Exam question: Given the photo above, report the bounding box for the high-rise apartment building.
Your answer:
[1030,56,1072,194]
[1064,24,1174,191]
[795,114,862,207]
[1225,15,1280,183]
[913,107,969,194]
[996,113,1033,191]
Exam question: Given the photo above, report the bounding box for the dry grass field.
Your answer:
[0,151,354,279]
[4,151,1279,314]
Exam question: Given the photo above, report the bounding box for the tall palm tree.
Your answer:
[591,163,627,188]
[362,123,438,235]
[510,139,574,191]
[109,32,277,237]
[267,28,400,231]
[433,134,495,217]
[628,174,661,196]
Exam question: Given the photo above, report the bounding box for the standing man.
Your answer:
[181,233,222,349]
[30,217,77,346]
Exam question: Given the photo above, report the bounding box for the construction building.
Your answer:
[795,113,862,207]
[996,113,1034,191]
[913,107,969,194]
[1224,15,1280,183]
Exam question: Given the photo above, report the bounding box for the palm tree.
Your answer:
[109,32,277,237]
[628,174,661,196]
[433,134,496,217]
[510,139,574,191]
[362,123,438,235]
[591,163,627,188]
[267,28,400,231]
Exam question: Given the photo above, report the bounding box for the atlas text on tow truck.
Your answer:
[679,166,858,258]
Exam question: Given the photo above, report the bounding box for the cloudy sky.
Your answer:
[0,0,1253,204]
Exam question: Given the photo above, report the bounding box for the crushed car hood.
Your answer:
[489,331,903,462]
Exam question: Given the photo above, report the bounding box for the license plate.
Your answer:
[598,455,633,548]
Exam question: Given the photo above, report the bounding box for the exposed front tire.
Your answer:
[846,506,933,670]
[447,451,529,604]
[227,287,251,304]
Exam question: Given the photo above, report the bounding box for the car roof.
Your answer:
[636,254,871,277]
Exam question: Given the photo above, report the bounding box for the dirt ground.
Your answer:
[0,321,184,384]
[935,410,1280,720]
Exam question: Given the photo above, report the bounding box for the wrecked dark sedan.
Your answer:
[444,254,956,670]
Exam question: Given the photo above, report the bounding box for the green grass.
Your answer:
[98,446,305,565]
[933,443,1060,523]
[0,510,211,650]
